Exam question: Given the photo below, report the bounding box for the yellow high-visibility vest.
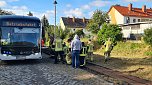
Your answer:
[88,44,94,52]
[80,47,87,56]
[55,39,63,51]
[104,40,112,52]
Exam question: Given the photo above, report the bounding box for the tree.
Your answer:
[97,23,122,44]
[0,8,13,15]
[41,15,49,40]
[27,11,33,16]
[86,10,108,34]
[92,10,108,26]
[143,28,152,46]
[75,29,84,37]
[87,21,99,34]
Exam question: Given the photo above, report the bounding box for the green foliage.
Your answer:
[41,15,49,40]
[41,15,49,28]
[68,32,75,39]
[75,29,84,37]
[0,8,13,15]
[97,23,122,44]
[56,27,67,40]
[145,52,152,56]
[87,21,99,33]
[92,10,108,26]
[143,28,152,46]
[45,26,70,41]
[86,9,108,34]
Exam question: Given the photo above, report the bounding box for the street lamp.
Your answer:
[53,0,57,39]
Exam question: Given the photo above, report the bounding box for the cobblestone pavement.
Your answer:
[0,53,113,85]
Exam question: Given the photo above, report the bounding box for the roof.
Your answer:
[109,5,152,18]
[61,17,90,28]
[0,15,40,21]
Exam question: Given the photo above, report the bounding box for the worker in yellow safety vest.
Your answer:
[104,38,113,62]
[54,37,64,64]
[65,38,73,64]
[87,39,94,61]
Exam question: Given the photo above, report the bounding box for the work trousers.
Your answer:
[104,51,111,60]
[54,51,64,64]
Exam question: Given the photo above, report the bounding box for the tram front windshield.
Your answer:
[0,27,40,47]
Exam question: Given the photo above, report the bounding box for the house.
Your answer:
[108,4,152,39]
[108,4,152,25]
[120,22,152,39]
[60,17,90,33]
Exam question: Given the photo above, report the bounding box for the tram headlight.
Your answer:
[3,54,7,56]
[35,53,39,55]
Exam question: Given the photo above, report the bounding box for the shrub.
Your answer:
[143,28,152,46]
[97,23,122,44]
[75,29,84,37]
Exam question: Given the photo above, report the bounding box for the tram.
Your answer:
[0,15,42,60]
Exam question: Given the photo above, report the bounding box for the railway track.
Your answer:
[42,48,152,85]
[83,62,152,85]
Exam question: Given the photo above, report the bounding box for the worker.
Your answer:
[104,38,113,62]
[71,35,82,68]
[87,39,94,61]
[41,39,44,47]
[54,37,64,64]
[79,42,87,66]
[65,37,73,64]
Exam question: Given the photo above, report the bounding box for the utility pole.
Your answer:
[53,0,57,39]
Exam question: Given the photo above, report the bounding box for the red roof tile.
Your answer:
[112,5,152,18]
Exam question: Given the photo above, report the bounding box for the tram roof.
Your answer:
[0,15,40,21]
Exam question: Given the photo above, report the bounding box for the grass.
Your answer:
[93,41,152,81]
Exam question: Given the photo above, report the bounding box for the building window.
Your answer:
[133,19,136,23]
[126,17,130,23]
[138,19,140,22]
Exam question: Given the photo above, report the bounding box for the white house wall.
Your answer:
[140,23,152,33]
[122,27,131,38]
[121,22,152,38]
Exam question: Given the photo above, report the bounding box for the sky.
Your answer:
[0,0,152,25]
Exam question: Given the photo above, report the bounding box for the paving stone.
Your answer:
[0,53,113,85]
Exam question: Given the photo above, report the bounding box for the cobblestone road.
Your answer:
[0,53,113,85]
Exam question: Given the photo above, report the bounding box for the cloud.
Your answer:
[64,8,84,17]
[5,6,28,15]
[4,5,53,20]
[12,6,28,10]
[123,0,152,2]
[38,10,54,19]
[123,0,139,2]
[7,0,19,2]
[0,1,7,7]
[66,4,71,8]
[90,0,111,7]
[82,5,90,10]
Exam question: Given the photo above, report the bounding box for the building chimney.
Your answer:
[128,3,132,11]
[73,16,75,22]
[82,17,85,23]
[142,5,146,12]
